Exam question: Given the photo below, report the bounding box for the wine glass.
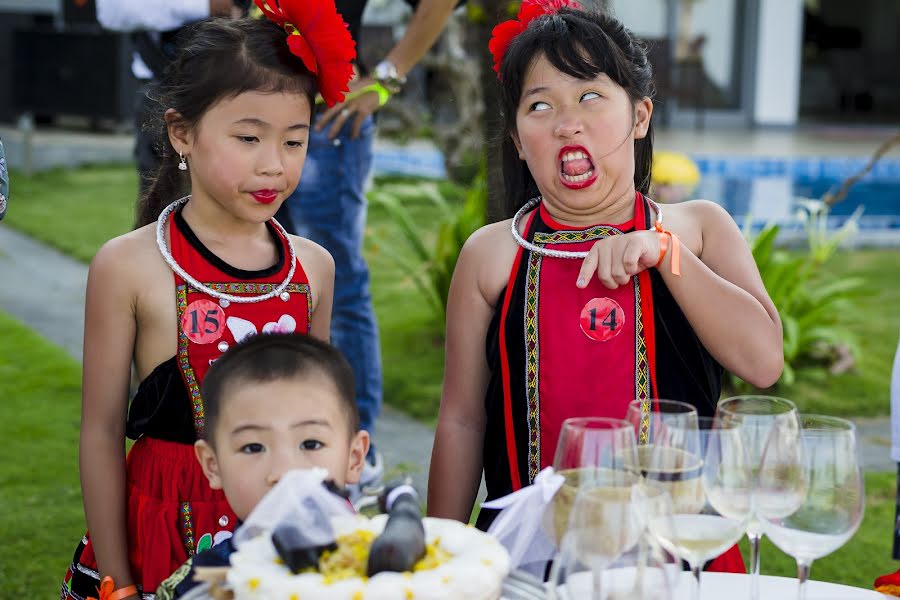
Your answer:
[716,395,803,600]
[547,417,641,600]
[760,415,864,600]
[644,417,753,600]
[625,398,699,448]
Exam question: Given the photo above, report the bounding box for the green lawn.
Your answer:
[6,164,900,420]
[0,310,85,596]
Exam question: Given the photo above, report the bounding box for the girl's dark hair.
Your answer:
[135,17,318,228]
[201,333,359,443]
[497,8,656,218]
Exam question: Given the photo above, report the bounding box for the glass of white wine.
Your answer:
[716,395,803,600]
[645,417,753,600]
[761,415,864,600]
[547,417,641,600]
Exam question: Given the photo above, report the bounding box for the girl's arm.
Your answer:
[80,240,141,593]
[657,201,783,387]
[293,236,334,342]
[577,201,782,388]
[428,233,494,522]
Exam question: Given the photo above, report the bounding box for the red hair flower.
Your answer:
[488,0,580,77]
[254,0,356,107]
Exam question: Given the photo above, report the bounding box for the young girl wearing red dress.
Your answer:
[428,0,784,574]
[62,2,356,597]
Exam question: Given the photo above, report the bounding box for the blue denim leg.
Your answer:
[282,115,382,437]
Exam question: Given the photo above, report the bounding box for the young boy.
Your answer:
[156,333,369,598]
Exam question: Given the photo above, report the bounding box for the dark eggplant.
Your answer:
[271,523,338,574]
[366,485,426,576]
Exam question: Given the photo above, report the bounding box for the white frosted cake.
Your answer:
[225,514,511,600]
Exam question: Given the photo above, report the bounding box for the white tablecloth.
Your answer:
[553,570,888,599]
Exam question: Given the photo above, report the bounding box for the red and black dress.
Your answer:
[477,192,743,572]
[63,208,313,599]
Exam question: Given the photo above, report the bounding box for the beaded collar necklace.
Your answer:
[510,195,664,258]
[155,196,297,304]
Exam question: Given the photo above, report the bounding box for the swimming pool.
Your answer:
[691,156,900,233]
[371,143,900,236]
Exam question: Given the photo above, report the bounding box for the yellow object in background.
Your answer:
[651,151,701,203]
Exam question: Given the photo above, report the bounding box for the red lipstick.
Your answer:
[251,190,278,204]
[558,145,597,190]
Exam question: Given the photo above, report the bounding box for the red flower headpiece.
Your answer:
[254,0,356,107]
[488,0,581,78]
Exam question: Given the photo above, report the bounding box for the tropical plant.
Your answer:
[731,203,865,391]
[368,166,488,330]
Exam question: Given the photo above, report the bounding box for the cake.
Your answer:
[224,514,511,600]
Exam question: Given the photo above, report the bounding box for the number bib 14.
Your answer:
[579,297,625,343]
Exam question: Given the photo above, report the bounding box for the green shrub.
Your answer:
[732,203,865,390]
[368,166,487,330]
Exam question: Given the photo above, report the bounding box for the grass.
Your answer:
[0,310,85,596]
[783,249,900,417]
[6,164,900,419]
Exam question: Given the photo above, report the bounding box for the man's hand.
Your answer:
[315,76,385,140]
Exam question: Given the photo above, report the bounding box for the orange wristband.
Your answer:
[654,224,681,276]
[108,586,138,600]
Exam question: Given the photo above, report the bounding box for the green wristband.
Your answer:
[315,83,392,107]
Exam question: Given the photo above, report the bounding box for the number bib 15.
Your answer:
[579,297,625,343]
[182,299,226,344]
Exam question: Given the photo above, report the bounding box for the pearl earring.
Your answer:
[178,152,188,171]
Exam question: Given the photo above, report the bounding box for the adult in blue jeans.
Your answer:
[276,0,459,492]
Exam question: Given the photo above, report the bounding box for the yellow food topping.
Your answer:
[405,588,414,599]
[314,529,451,581]
[248,578,261,590]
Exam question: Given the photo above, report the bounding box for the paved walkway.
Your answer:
[0,223,894,500]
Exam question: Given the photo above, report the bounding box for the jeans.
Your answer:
[277,115,382,438]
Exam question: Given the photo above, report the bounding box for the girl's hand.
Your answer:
[576,230,661,289]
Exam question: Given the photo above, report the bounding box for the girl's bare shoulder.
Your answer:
[459,219,520,308]
[288,234,335,273]
[90,224,169,280]
[660,199,734,255]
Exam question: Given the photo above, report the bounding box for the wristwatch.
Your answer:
[373,60,406,95]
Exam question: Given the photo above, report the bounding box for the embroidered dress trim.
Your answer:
[523,250,542,482]
[180,501,195,557]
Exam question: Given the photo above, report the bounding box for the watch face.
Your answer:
[375,61,404,93]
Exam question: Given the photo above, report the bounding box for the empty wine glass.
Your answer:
[716,395,803,600]
[644,417,753,600]
[760,415,864,600]
[547,417,641,600]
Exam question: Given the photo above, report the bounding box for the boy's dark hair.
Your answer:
[497,8,656,219]
[200,333,359,443]
[135,17,318,228]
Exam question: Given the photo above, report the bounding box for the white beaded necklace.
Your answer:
[510,195,664,258]
[155,196,297,304]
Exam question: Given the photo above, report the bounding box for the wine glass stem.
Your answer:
[592,566,603,600]
[691,562,702,600]
[796,560,812,600]
[747,532,761,600]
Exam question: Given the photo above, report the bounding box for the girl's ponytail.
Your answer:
[136,136,188,228]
